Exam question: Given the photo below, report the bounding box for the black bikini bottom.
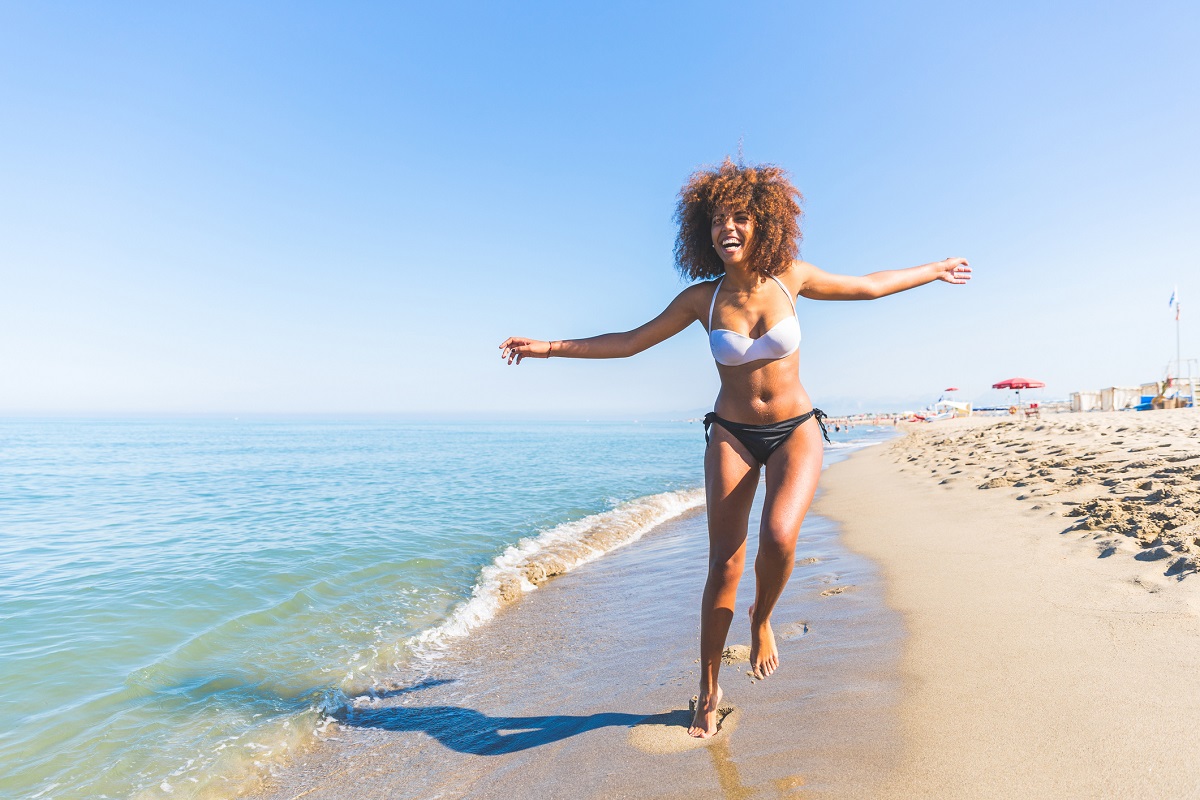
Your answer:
[703,409,830,465]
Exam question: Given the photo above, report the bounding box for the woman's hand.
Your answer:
[499,337,552,365]
[935,257,972,285]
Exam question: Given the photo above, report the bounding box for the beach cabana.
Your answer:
[1100,386,1140,411]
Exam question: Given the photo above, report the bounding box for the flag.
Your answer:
[1169,287,1178,309]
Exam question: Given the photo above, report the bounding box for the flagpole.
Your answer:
[1169,286,1181,383]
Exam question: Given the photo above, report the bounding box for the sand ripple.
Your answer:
[890,410,1200,578]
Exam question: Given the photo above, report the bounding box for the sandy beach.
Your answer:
[253,410,1200,799]
[816,409,1200,798]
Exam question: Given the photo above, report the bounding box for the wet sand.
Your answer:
[254,460,904,799]
[816,410,1200,798]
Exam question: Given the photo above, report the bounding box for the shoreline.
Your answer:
[253,443,904,799]
[815,410,1200,798]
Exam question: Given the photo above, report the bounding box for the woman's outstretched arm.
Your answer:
[499,284,703,365]
[795,257,970,301]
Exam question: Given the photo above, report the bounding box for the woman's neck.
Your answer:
[720,265,766,293]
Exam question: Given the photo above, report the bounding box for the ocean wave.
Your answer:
[824,439,883,451]
[408,487,705,658]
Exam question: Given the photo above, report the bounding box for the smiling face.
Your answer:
[710,205,756,267]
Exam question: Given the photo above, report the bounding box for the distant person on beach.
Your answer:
[500,159,970,738]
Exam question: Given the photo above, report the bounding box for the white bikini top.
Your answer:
[707,275,801,367]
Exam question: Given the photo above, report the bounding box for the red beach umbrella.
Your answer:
[992,378,1045,390]
[943,387,960,392]
[992,377,1045,407]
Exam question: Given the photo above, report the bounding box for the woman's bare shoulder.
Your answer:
[777,261,817,295]
[662,278,715,321]
[683,277,722,299]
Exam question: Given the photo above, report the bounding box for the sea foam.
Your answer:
[409,487,705,657]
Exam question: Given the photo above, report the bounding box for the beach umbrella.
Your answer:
[938,386,960,404]
[992,377,1045,406]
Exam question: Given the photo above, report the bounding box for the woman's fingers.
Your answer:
[502,340,527,365]
[938,258,971,285]
[500,337,525,364]
[500,337,526,353]
[498,337,548,364]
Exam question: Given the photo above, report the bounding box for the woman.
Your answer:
[499,159,970,738]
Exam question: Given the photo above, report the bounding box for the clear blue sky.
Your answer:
[2,1,1197,417]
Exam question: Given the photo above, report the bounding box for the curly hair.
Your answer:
[673,158,803,281]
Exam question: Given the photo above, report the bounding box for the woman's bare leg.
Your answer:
[749,419,824,679]
[689,426,759,738]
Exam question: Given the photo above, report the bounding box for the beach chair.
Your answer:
[1024,403,1040,418]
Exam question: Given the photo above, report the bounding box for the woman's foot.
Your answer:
[688,685,723,738]
[749,603,779,679]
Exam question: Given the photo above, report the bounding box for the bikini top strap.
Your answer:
[707,277,724,330]
[768,275,799,319]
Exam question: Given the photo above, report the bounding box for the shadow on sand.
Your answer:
[335,676,666,755]
[336,703,647,755]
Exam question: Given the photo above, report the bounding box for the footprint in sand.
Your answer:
[780,621,809,640]
[721,644,751,665]
[796,556,821,565]
[627,700,741,754]
[694,645,753,665]
[820,585,854,597]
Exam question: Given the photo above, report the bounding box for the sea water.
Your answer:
[0,418,893,799]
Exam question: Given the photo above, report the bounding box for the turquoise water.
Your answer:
[0,419,889,799]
